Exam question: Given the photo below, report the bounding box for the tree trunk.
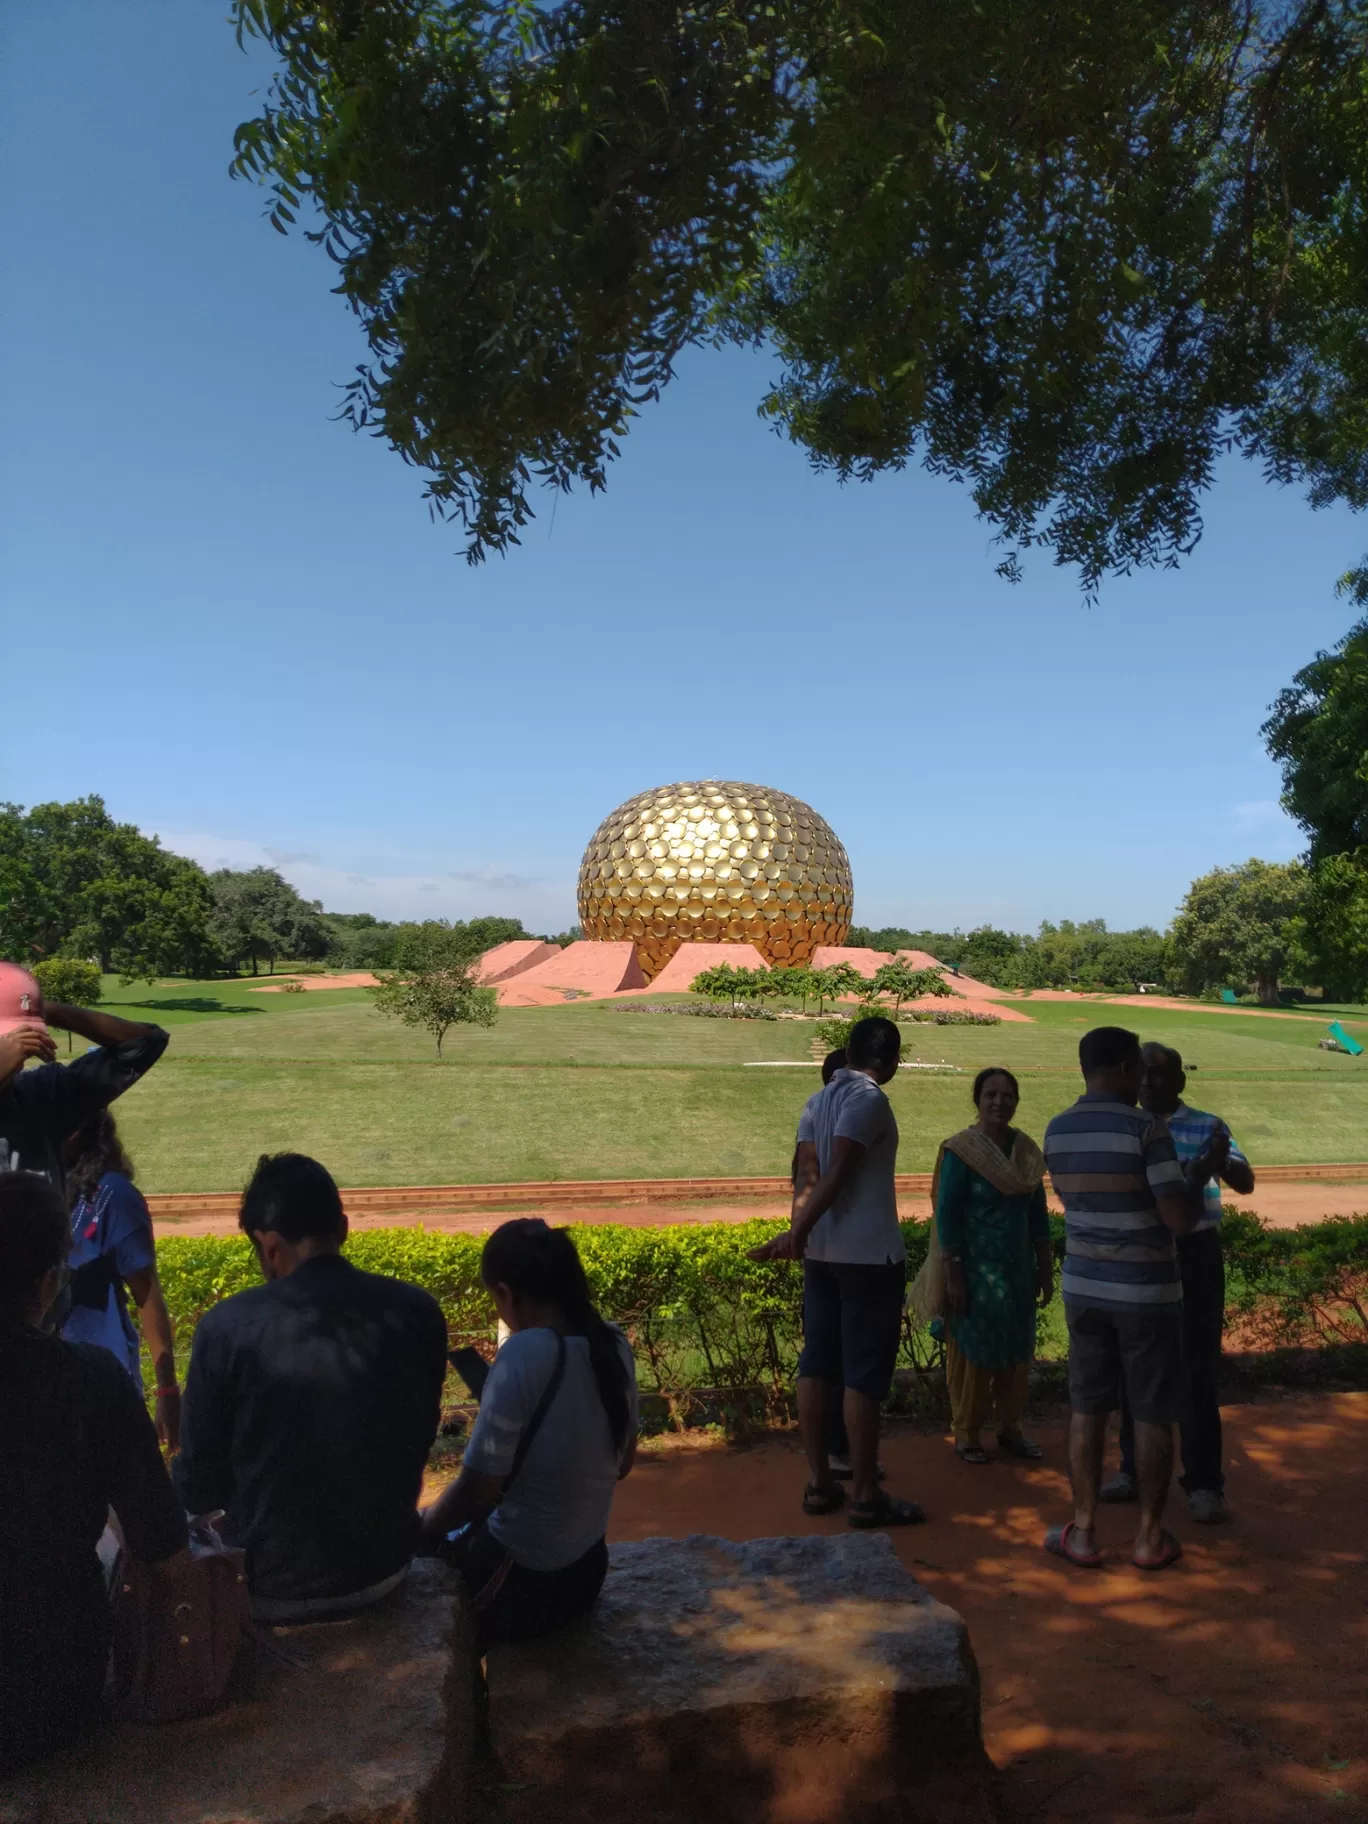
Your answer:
[100,949,112,973]
[1256,975,1280,1005]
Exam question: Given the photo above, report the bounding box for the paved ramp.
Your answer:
[474,940,561,983]
[643,941,770,994]
[495,940,647,1005]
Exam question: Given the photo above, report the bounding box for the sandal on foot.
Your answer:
[1132,1530,1183,1572]
[802,1482,846,1516]
[1043,1522,1103,1569]
[849,1492,926,1528]
[997,1431,1044,1461]
[956,1443,991,1465]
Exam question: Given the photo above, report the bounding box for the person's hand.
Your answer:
[944,1257,968,1317]
[0,1026,56,1083]
[155,1387,182,1453]
[1193,1125,1231,1183]
[747,1231,802,1263]
[1035,1260,1054,1307]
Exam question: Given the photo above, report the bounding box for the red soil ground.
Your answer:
[152,1177,1368,1237]
[609,1396,1368,1824]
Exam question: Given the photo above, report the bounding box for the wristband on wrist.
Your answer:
[155,1384,180,1399]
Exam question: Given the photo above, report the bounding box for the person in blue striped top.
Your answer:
[1099,1044,1254,1526]
[1042,1027,1220,1572]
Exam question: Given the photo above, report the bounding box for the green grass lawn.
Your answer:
[83,975,1368,1192]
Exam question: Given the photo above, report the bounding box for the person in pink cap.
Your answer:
[0,962,169,1196]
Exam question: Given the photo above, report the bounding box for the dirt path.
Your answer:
[152,1179,1368,1236]
[609,1395,1368,1823]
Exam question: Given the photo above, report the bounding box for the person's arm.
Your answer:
[1028,1184,1054,1304]
[1217,1125,1255,1197]
[749,1138,826,1261]
[171,1314,234,1515]
[774,1136,866,1257]
[44,1005,164,1050]
[42,1012,170,1134]
[417,1335,540,1548]
[418,1463,505,1546]
[1145,1118,1206,1236]
[103,1176,179,1448]
[616,1337,640,1481]
[936,1150,971,1317]
[96,1354,189,1565]
[126,1269,179,1450]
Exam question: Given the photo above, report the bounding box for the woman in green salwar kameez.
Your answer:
[934,1069,1054,1463]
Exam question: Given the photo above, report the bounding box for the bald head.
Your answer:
[1139,1042,1185,1115]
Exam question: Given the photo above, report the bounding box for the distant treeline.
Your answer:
[324,913,579,971]
[847,922,1171,994]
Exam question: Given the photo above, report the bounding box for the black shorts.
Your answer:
[1066,1302,1184,1425]
[798,1258,906,1401]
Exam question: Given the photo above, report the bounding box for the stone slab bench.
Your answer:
[487,1533,991,1824]
[0,1560,473,1824]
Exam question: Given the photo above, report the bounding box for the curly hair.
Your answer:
[65,1109,135,1206]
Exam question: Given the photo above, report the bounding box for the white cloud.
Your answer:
[154,829,571,928]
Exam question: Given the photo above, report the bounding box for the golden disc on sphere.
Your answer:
[577,780,853,981]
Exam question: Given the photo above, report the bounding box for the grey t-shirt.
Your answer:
[464,1326,639,1572]
[795,1069,904,1265]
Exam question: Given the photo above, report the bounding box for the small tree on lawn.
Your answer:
[812,962,862,1014]
[872,959,955,1017]
[32,958,102,1051]
[372,958,497,1055]
[690,963,766,1010]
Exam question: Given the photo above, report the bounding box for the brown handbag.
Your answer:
[111,1526,253,1724]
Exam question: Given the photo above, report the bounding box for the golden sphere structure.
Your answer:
[577,780,853,981]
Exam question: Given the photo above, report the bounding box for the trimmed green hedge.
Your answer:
[154,1210,1368,1426]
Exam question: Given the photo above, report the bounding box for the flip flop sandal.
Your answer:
[997,1433,1045,1461]
[956,1444,991,1465]
[1043,1522,1104,1569]
[848,1494,926,1528]
[1132,1531,1183,1572]
[802,1483,846,1516]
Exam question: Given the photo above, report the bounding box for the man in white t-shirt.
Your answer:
[752,1016,924,1528]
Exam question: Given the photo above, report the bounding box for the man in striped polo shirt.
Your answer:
[1042,1027,1219,1571]
[1100,1043,1254,1525]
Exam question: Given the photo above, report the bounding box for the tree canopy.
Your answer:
[1168,859,1307,1002]
[1263,615,1368,860]
[233,0,1368,591]
[0,797,219,979]
[208,867,333,975]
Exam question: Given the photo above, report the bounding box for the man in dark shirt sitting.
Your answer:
[174,1153,448,1621]
[0,1172,187,1774]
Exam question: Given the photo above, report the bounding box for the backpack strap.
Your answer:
[503,1331,566,1492]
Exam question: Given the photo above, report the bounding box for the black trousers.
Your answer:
[1119,1228,1225,1493]
[440,1522,608,1653]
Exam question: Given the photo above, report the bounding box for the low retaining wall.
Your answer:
[487,1533,991,1824]
[0,1562,473,1824]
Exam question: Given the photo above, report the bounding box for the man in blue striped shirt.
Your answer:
[1042,1027,1219,1571]
[1100,1043,1254,1524]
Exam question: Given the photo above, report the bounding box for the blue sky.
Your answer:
[3,1,1364,938]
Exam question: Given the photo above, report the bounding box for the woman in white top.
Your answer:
[419,1219,637,1648]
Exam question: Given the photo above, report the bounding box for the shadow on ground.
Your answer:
[123,998,264,1015]
[608,1393,1368,1824]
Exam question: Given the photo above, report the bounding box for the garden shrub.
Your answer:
[614,1002,776,1019]
[906,1008,1002,1025]
[154,1209,1368,1432]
